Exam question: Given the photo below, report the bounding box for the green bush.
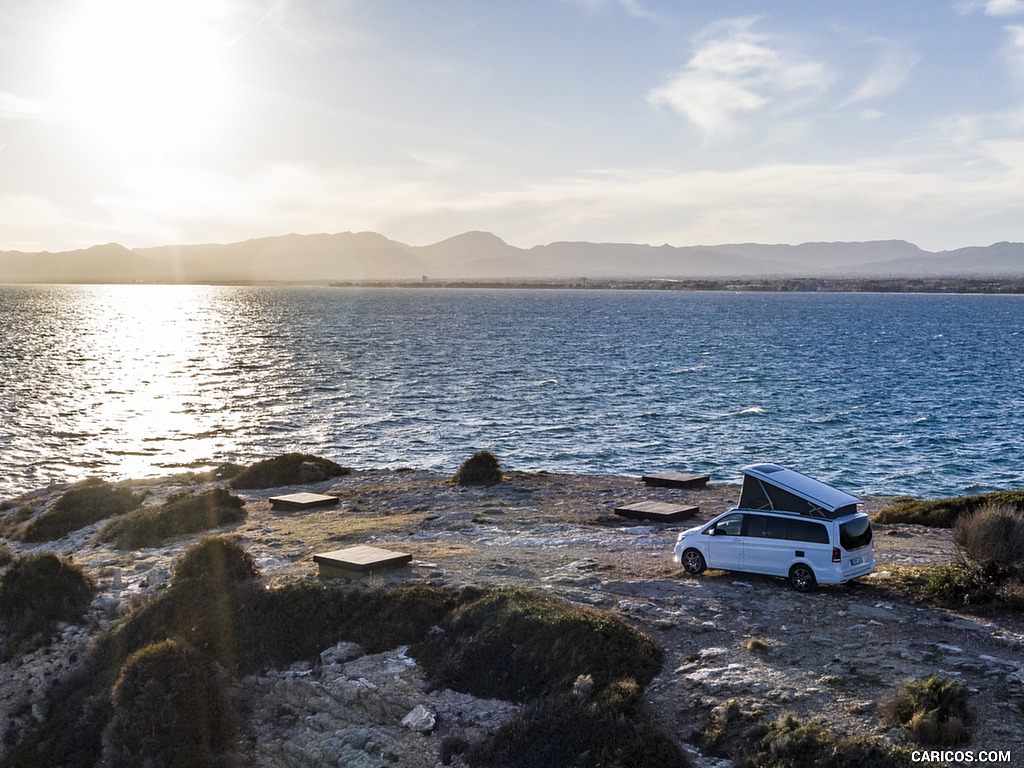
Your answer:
[98,488,246,549]
[101,639,236,768]
[20,479,143,542]
[0,553,94,651]
[468,692,690,768]
[924,564,993,606]
[174,536,260,585]
[230,453,350,489]
[453,450,502,486]
[1,583,669,768]
[414,587,662,702]
[733,714,913,768]
[875,490,1024,528]
[879,675,972,746]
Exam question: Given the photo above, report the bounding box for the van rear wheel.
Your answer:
[681,549,706,575]
[789,564,816,592]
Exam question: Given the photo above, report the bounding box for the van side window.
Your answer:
[745,514,769,538]
[765,516,788,540]
[786,519,829,544]
[715,513,744,536]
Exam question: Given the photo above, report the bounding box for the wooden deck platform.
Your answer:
[269,492,339,511]
[641,472,710,489]
[615,500,700,523]
[314,545,412,579]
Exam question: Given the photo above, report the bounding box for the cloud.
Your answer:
[840,40,919,107]
[0,92,45,119]
[648,18,831,137]
[984,0,1024,15]
[957,0,1024,15]
[1003,24,1024,76]
[564,0,654,18]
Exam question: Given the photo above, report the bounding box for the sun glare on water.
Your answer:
[71,285,237,481]
[49,0,236,157]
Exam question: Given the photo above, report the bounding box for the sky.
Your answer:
[2,0,1024,253]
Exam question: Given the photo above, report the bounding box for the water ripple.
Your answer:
[2,286,1024,499]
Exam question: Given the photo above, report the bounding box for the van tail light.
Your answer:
[831,547,841,563]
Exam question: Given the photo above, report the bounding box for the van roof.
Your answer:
[739,463,862,518]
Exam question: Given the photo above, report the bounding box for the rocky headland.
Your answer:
[2,467,1022,767]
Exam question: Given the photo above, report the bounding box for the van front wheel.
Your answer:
[789,564,816,592]
[681,549,706,575]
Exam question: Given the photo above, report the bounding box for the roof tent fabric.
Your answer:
[738,463,861,519]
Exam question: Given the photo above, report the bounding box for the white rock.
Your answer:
[401,704,436,732]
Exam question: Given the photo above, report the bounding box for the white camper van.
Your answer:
[673,464,875,591]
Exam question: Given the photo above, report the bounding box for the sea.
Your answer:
[1,284,1022,501]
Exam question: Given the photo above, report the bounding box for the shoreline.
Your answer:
[5,276,1024,293]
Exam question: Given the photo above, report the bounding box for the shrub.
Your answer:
[99,488,246,549]
[954,503,1024,574]
[467,692,690,768]
[101,639,236,768]
[230,453,350,489]
[732,713,913,768]
[453,450,502,486]
[879,675,972,746]
[174,536,260,585]
[209,462,244,481]
[746,636,771,653]
[923,564,994,606]
[20,478,143,542]
[0,553,94,650]
[414,587,662,702]
[875,490,1024,528]
[2,583,667,768]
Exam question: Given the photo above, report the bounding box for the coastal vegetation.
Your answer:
[919,503,1024,610]
[101,638,236,768]
[879,675,973,746]
[97,488,246,549]
[453,449,503,486]
[699,700,912,768]
[229,453,351,489]
[874,489,1024,528]
[18,479,143,542]
[0,553,94,656]
[1,537,680,768]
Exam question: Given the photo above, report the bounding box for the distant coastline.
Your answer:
[5,277,1024,294]
[330,276,1024,294]
[3,231,1023,286]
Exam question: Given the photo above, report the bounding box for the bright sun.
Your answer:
[51,0,235,157]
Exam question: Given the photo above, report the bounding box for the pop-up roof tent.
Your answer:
[738,463,861,520]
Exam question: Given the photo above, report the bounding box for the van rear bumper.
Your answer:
[838,559,875,582]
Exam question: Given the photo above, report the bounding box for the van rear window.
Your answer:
[840,516,873,551]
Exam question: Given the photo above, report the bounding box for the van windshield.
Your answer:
[840,516,872,551]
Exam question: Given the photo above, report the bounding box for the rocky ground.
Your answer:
[2,468,1023,767]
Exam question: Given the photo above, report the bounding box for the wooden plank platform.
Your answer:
[314,545,412,579]
[641,472,710,489]
[615,501,699,523]
[270,492,340,511]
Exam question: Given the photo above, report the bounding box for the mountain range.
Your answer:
[2,231,1023,283]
